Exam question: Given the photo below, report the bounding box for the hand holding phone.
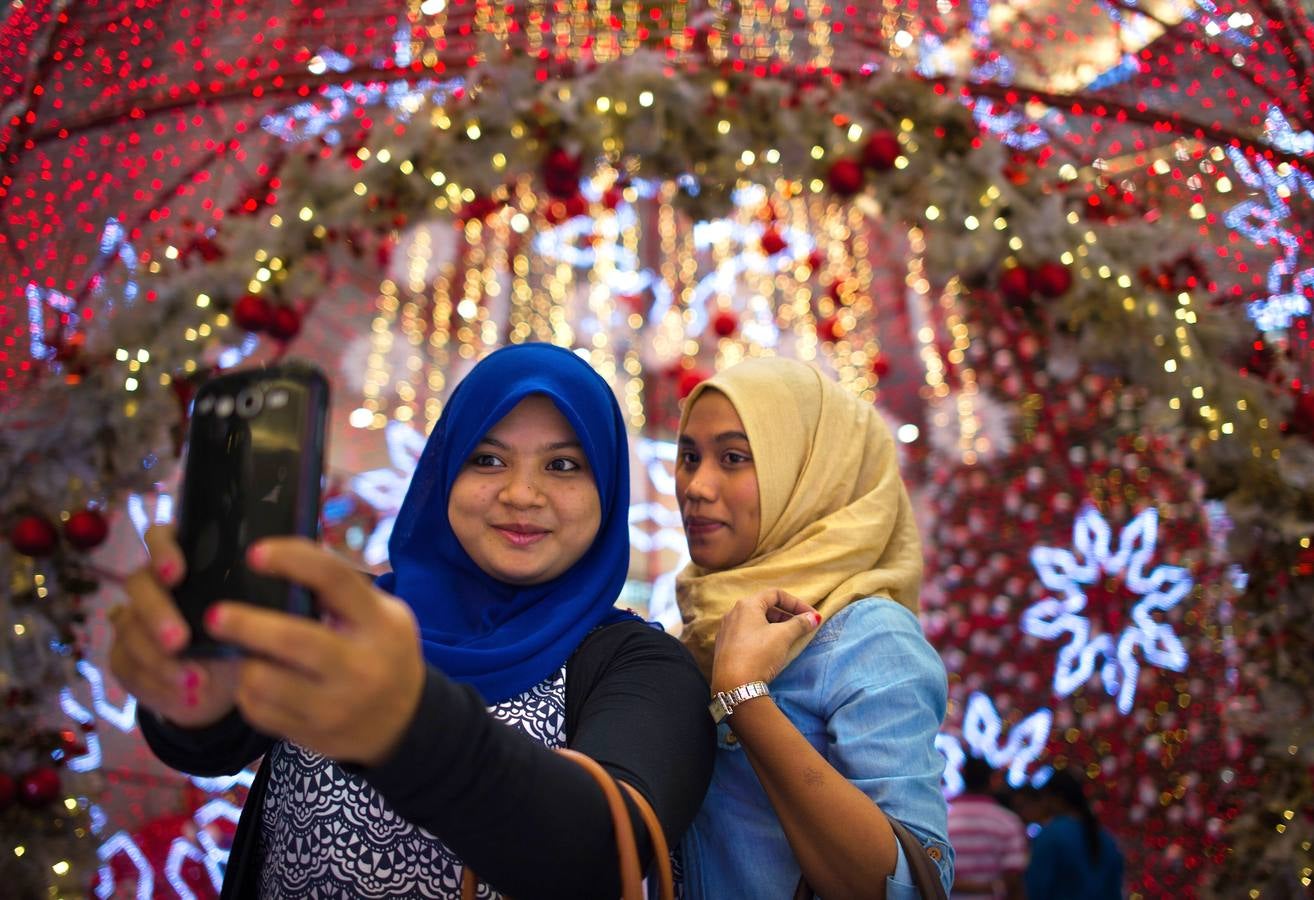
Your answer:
[107,526,241,728]
[171,361,330,656]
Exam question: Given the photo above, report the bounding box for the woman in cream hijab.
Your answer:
[675,357,953,899]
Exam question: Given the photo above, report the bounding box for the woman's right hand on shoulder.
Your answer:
[108,526,239,729]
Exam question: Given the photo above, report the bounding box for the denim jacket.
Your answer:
[679,597,954,898]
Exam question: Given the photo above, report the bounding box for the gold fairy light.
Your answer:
[907,227,946,400]
[364,279,401,429]
[456,219,487,358]
[806,0,833,70]
[617,183,647,428]
[426,264,454,432]
[586,188,619,382]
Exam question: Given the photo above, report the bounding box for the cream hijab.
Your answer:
[674,357,922,679]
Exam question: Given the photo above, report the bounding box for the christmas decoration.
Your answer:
[759,227,787,257]
[266,305,304,342]
[1,3,1313,896]
[231,294,272,333]
[8,515,57,557]
[63,509,109,551]
[711,311,739,338]
[1030,262,1073,299]
[825,158,865,198]
[18,767,61,808]
[862,131,901,172]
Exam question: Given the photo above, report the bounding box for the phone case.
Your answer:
[171,361,330,657]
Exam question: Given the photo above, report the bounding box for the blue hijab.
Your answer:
[377,343,637,704]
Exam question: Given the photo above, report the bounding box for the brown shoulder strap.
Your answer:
[460,748,672,900]
[618,780,674,900]
[886,817,949,900]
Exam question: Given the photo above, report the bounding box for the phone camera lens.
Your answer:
[214,395,235,418]
[236,387,264,418]
[196,396,215,415]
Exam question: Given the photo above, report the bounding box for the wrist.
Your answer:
[708,680,771,724]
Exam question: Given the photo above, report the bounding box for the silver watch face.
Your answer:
[708,695,730,723]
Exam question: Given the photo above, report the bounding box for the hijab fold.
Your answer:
[378,343,635,704]
[675,358,922,678]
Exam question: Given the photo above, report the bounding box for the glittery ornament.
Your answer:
[8,516,57,557]
[862,130,900,171]
[64,509,108,551]
[826,158,865,197]
[232,293,272,332]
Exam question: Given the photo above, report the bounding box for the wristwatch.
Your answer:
[708,680,770,724]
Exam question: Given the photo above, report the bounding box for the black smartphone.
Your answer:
[171,361,330,657]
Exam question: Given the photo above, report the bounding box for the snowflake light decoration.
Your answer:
[1020,505,1192,715]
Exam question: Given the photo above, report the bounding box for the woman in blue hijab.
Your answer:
[111,344,715,899]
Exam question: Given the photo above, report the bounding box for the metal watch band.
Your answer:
[708,680,770,723]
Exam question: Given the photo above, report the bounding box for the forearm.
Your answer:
[729,696,898,900]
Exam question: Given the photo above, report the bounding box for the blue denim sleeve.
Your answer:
[819,599,954,896]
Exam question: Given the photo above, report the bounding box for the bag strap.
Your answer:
[460,747,674,900]
[791,817,948,900]
[887,817,948,900]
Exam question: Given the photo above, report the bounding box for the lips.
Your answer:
[684,516,726,537]
[492,523,551,547]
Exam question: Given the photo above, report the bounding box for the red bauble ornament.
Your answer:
[64,509,109,551]
[602,186,624,210]
[1289,389,1314,438]
[870,354,891,378]
[806,248,826,272]
[817,315,845,343]
[1032,261,1073,298]
[18,767,60,808]
[462,194,505,222]
[999,266,1033,304]
[759,227,787,256]
[232,294,271,332]
[0,773,14,811]
[542,148,582,198]
[9,515,57,557]
[826,158,865,197]
[267,306,303,341]
[563,193,590,219]
[677,369,710,400]
[712,311,739,338]
[862,131,900,171]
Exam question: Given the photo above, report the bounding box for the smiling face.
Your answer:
[675,389,762,571]
[447,395,602,586]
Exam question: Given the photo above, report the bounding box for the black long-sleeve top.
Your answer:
[140,619,715,899]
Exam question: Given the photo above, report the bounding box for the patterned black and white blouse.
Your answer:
[258,666,568,899]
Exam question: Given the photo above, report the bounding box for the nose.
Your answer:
[498,468,545,508]
[682,462,717,504]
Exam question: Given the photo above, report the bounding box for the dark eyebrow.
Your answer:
[677,432,750,446]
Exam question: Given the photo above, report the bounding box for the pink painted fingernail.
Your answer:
[811,612,822,626]
[159,623,184,648]
[182,668,200,691]
[156,561,177,583]
[204,606,224,632]
[184,690,198,708]
[246,542,269,568]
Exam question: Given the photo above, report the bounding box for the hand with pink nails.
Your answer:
[107,525,240,729]
[709,589,823,696]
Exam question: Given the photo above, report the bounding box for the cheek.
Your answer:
[556,486,602,538]
[731,476,761,526]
